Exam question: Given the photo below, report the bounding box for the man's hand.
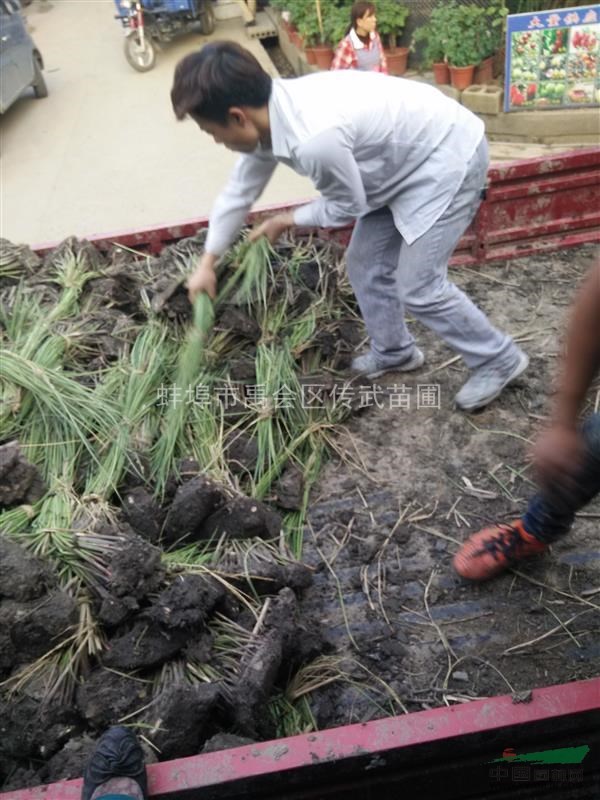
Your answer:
[532,422,586,490]
[187,252,218,303]
[249,211,294,245]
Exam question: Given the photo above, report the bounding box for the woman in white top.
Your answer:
[331,1,388,74]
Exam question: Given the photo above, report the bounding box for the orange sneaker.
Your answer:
[453,520,547,581]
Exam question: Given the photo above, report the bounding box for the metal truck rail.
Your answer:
[2,679,599,799]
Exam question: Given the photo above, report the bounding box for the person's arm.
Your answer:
[249,126,368,245]
[204,149,278,257]
[291,126,369,228]
[552,261,600,426]
[187,150,277,301]
[533,260,600,484]
[331,36,357,71]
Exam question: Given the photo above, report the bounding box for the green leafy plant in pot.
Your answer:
[375,0,410,76]
[475,0,508,83]
[274,0,312,51]
[411,19,449,85]
[440,1,486,90]
[298,0,343,70]
[328,2,353,51]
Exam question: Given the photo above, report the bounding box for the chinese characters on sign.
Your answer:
[505,4,599,111]
[155,383,442,411]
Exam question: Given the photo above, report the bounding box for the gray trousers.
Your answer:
[346,138,514,370]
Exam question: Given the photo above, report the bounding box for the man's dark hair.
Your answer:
[171,42,272,124]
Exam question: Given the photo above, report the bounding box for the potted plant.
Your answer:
[298,0,342,69]
[280,0,311,53]
[440,1,485,90]
[298,11,325,66]
[375,0,410,76]
[269,0,299,38]
[474,0,508,83]
[328,2,352,55]
[411,19,449,85]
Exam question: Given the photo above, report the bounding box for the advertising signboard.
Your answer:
[505,4,600,111]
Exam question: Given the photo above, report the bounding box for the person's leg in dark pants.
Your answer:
[453,413,600,581]
[522,413,600,543]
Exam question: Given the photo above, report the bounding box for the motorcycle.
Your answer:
[113,0,216,72]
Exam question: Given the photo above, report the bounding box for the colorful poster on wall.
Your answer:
[505,4,600,111]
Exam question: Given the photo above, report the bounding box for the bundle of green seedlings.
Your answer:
[151,236,357,542]
[0,231,363,736]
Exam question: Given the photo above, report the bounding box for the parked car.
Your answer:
[0,0,47,114]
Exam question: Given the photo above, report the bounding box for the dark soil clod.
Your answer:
[85,272,140,317]
[217,306,261,343]
[10,591,78,662]
[121,487,164,544]
[106,531,164,600]
[176,458,201,481]
[97,592,140,629]
[227,354,258,383]
[0,608,17,679]
[0,535,56,601]
[0,441,46,507]
[274,463,305,511]
[147,573,225,629]
[229,588,297,738]
[44,735,98,785]
[201,496,282,542]
[216,555,313,597]
[103,620,189,671]
[150,278,190,320]
[0,695,83,763]
[298,260,321,291]
[162,476,225,548]
[183,630,214,664]
[224,433,259,476]
[76,668,151,729]
[143,683,220,760]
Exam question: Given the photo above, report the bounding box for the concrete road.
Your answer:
[0,0,315,247]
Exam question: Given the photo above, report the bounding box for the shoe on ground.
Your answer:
[455,348,529,411]
[82,726,147,800]
[453,519,547,581]
[351,347,425,379]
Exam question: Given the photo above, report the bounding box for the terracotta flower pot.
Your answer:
[312,44,334,70]
[449,64,475,91]
[385,46,409,76]
[305,47,317,65]
[474,56,494,85]
[432,61,450,85]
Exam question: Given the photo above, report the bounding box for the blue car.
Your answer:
[0,0,47,114]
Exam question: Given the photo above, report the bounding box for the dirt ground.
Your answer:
[1,240,599,792]
[299,243,600,725]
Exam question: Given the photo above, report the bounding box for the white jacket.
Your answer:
[205,70,485,256]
